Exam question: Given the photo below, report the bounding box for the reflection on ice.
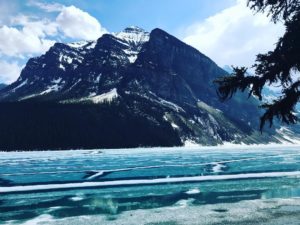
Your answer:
[185,188,201,195]
[211,163,227,173]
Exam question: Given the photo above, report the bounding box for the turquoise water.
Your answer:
[1,146,300,224]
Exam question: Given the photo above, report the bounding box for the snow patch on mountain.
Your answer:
[89,88,118,103]
[59,54,73,64]
[85,41,97,50]
[11,80,28,92]
[123,49,139,63]
[159,98,185,112]
[275,127,300,144]
[40,84,62,95]
[163,114,180,130]
[67,41,89,48]
[63,88,118,104]
[59,64,66,71]
[171,122,179,129]
[52,78,62,84]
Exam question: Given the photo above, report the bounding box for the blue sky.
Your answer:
[0,0,284,84]
[61,0,235,34]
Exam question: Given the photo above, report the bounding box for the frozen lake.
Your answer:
[1,145,300,224]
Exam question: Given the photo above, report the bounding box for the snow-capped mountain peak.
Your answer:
[108,26,150,64]
[123,26,147,34]
[114,26,150,46]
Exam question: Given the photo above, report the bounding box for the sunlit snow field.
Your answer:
[1,145,300,224]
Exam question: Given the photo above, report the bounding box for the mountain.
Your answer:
[222,66,300,142]
[0,26,296,150]
[0,84,7,90]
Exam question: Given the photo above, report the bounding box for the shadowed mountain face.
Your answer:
[0,27,284,150]
[0,84,6,90]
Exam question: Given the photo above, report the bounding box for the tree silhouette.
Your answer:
[215,0,300,130]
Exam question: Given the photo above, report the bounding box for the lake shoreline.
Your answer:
[1,142,300,153]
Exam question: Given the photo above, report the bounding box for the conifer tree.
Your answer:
[215,0,300,130]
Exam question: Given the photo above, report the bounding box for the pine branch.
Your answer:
[247,0,300,22]
[260,80,300,130]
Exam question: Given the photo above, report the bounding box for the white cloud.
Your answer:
[56,5,107,40]
[28,1,107,40]
[0,60,23,84]
[0,24,56,57]
[27,0,64,12]
[0,4,107,58]
[11,15,58,37]
[183,0,285,69]
[0,1,17,25]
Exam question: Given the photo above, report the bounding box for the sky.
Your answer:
[0,0,285,84]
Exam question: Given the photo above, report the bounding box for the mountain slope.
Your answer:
[0,84,7,90]
[0,27,289,150]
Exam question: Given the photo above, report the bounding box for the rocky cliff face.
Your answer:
[0,27,292,149]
